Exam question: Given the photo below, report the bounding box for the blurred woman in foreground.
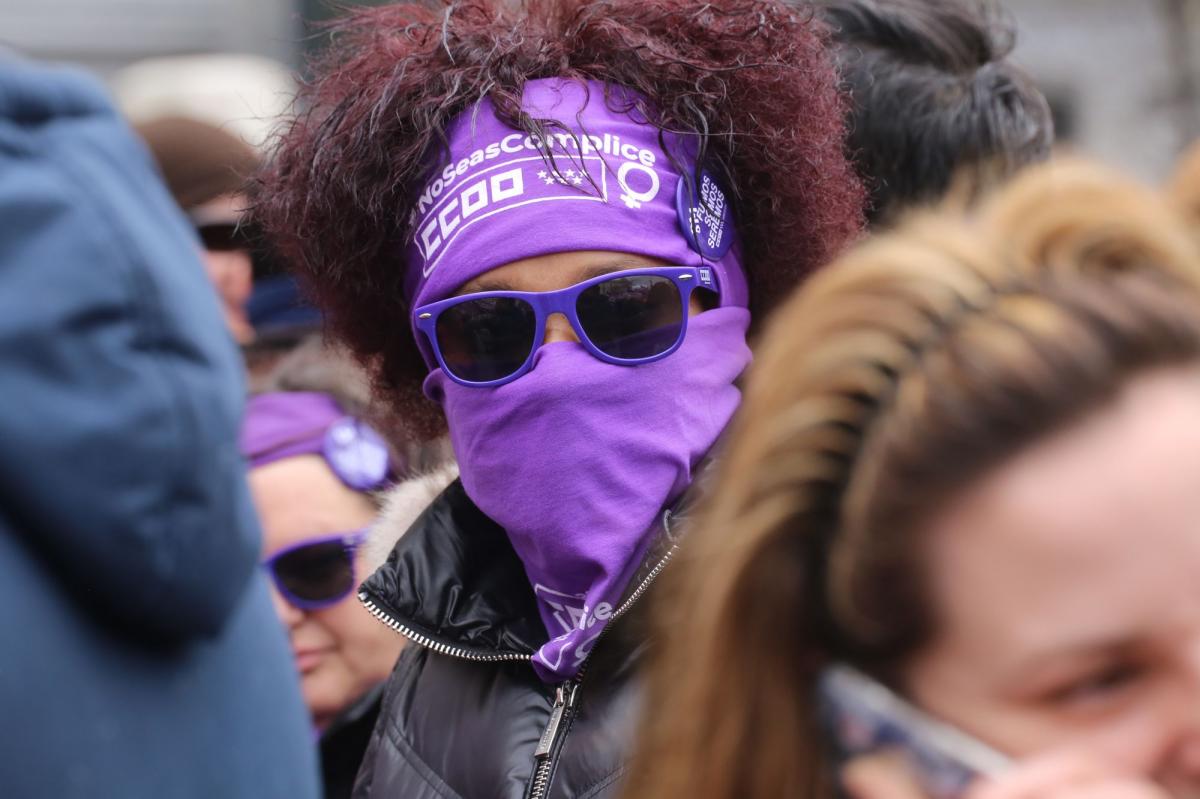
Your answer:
[626,161,1200,799]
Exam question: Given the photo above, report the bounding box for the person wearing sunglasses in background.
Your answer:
[624,161,1200,799]
[240,341,449,799]
[254,1,864,796]
[136,116,260,343]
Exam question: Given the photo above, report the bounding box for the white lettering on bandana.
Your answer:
[410,132,664,280]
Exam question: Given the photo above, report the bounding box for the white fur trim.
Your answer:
[361,462,460,575]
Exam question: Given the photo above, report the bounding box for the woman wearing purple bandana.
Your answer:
[240,340,451,799]
[256,1,864,796]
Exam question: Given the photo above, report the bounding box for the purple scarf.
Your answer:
[409,78,751,681]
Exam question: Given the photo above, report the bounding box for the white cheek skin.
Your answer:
[903,370,1200,793]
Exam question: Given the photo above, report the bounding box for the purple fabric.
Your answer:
[425,308,751,681]
[404,78,748,316]
[241,392,344,468]
[240,392,395,490]
[411,78,754,681]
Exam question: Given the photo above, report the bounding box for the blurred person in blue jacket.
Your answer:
[0,59,320,798]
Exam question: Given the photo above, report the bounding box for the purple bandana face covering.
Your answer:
[409,78,752,682]
[426,308,750,681]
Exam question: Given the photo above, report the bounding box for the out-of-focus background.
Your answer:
[0,0,1190,179]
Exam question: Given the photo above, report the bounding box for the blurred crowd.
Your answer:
[1,1,1198,798]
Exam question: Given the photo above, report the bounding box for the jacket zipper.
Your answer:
[527,681,580,799]
[360,509,681,798]
[524,509,681,799]
[358,593,532,663]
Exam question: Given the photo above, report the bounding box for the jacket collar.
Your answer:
[358,462,711,659]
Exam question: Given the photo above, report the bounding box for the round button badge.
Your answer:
[323,417,391,491]
[675,167,734,260]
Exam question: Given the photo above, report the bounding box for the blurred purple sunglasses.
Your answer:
[413,266,719,388]
[262,529,368,611]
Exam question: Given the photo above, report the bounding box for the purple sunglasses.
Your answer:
[413,265,719,388]
[262,529,368,611]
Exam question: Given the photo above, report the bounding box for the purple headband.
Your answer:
[240,392,396,491]
[404,78,748,317]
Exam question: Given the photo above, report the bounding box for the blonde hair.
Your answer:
[623,160,1200,799]
[1167,138,1200,234]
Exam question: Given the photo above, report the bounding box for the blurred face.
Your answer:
[192,194,254,344]
[250,455,403,730]
[904,369,1200,796]
[200,248,254,342]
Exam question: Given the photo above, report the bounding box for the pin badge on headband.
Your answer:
[675,166,734,260]
[323,417,391,491]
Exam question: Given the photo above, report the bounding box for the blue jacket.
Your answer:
[0,61,320,798]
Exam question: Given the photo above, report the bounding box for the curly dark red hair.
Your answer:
[256,0,865,439]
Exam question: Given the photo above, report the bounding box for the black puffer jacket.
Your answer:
[353,478,694,799]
